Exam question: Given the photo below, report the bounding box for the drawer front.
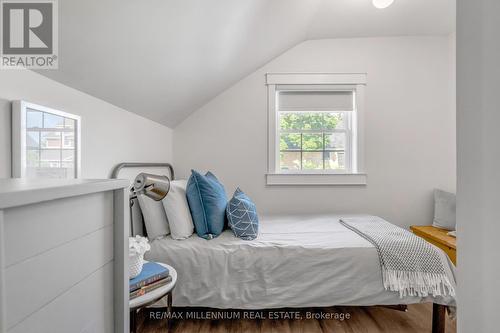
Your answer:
[2,191,115,333]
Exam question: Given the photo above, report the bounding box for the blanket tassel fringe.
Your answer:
[382,269,456,298]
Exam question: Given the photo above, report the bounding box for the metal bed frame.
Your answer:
[111,162,175,236]
[111,162,175,180]
[111,162,176,332]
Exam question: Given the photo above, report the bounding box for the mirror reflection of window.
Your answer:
[14,102,81,179]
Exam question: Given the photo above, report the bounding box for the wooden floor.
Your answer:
[138,304,456,333]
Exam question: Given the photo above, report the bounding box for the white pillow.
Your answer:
[162,180,194,240]
[137,194,170,239]
[432,189,456,231]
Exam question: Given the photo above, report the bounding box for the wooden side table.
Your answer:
[410,226,456,265]
[129,263,177,333]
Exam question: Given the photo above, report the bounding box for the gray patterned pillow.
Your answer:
[226,188,259,240]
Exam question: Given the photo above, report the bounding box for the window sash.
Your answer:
[277,111,352,173]
[25,127,74,132]
[280,129,348,134]
[278,111,349,137]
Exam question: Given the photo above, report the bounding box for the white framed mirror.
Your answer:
[12,101,81,179]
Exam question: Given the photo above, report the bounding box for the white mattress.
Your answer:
[145,214,456,309]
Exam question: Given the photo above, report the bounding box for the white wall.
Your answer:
[0,70,173,179]
[457,0,500,332]
[174,36,456,228]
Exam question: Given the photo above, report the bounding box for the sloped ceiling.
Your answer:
[37,0,455,127]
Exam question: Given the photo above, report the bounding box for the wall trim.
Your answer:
[266,72,368,85]
[266,72,367,182]
[266,173,367,186]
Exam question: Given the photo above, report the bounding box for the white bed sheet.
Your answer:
[145,214,456,309]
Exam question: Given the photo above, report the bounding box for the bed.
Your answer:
[111,162,456,333]
[145,214,456,309]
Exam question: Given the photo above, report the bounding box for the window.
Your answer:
[12,101,81,179]
[266,73,366,185]
[278,90,353,173]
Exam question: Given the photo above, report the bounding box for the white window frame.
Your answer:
[266,73,367,186]
[11,100,82,178]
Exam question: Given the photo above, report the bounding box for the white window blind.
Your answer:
[277,89,354,112]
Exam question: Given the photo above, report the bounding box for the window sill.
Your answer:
[266,173,367,186]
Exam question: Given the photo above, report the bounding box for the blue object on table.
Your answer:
[130,262,169,292]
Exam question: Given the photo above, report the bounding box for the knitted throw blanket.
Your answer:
[340,217,456,298]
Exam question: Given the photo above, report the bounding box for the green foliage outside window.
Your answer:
[279,113,342,151]
[279,112,345,170]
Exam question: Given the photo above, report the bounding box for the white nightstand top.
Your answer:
[129,263,177,310]
[0,178,129,209]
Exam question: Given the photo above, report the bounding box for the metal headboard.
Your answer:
[111,162,175,180]
[110,162,175,237]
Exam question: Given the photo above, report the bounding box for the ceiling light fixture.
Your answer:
[372,0,394,9]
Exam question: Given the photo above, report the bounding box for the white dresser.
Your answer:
[0,179,130,333]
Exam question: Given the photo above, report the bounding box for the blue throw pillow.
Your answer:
[226,188,259,240]
[186,170,227,239]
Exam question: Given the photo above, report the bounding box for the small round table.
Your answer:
[129,263,177,333]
